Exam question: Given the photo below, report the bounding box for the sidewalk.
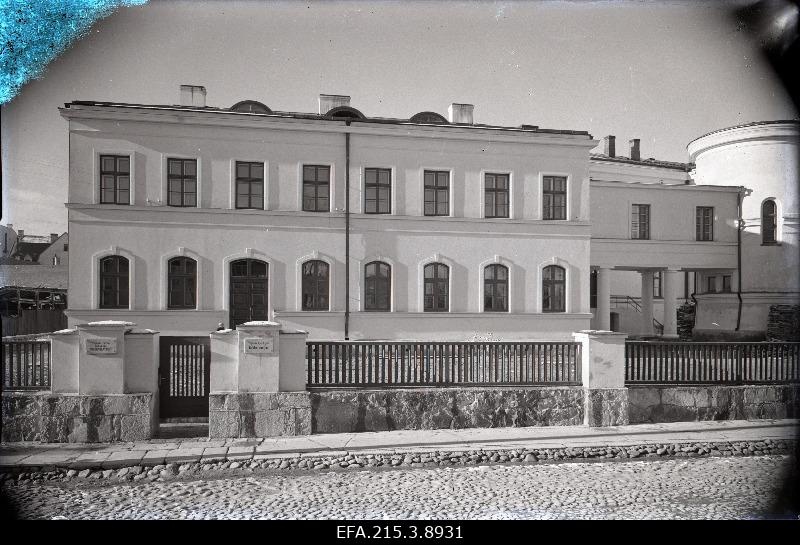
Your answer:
[1,419,797,471]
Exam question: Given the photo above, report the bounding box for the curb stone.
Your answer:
[0,439,795,485]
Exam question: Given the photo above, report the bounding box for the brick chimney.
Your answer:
[447,103,474,124]
[319,94,350,114]
[629,139,641,161]
[50,233,59,243]
[603,135,616,158]
[17,229,24,238]
[179,85,207,107]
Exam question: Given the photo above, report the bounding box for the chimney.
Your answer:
[319,94,351,114]
[629,139,641,161]
[447,103,474,124]
[50,233,59,243]
[603,135,616,158]
[179,85,207,107]
[18,229,24,238]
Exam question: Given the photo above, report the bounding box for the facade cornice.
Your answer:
[687,120,799,160]
[589,180,741,193]
[60,104,599,148]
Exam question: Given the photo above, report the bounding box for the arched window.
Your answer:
[542,265,565,313]
[302,260,329,311]
[365,261,391,311]
[423,263,449,312]
[484,264,509,312]
[100,255,129,309]
[762,199,777,244]
[168,257,197,309]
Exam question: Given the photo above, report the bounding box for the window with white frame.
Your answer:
[542,265,565,312]
[483,264,509,312]
[484,173,509,218]
[542,176,567,220]
[423,262,449,311]
[100,155,130,205]
[364,261,391,311]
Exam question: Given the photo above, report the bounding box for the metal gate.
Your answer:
[158,336,211,418]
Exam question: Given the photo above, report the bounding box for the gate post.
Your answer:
[573,330,629,427]
[209,321,310,438]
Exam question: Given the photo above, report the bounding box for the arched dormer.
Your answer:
[230,100,272,114]
[324,106,366,119]
[409,111,448,124]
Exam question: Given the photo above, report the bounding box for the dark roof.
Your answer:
[590,153,692,172]
[62,101,593,137]
[0,265,68,290]
[10,241,50,262]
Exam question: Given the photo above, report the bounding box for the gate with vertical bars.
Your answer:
[158,336,211,418]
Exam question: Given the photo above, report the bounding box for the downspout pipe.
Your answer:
[735,186,746,331]
[345,122,351,340]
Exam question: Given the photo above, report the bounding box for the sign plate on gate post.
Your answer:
[244,337,274,354]
[85,337,118,355]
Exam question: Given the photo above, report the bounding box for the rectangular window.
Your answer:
[364,168,391,214]
[99,155,130,205]
[696,206,714,241]
[707,276,717,293]
[235,161,264,209]
[424,170,450,216]
[542,176,567,220]
[631,204,650,240]
[485,173,509,218]
[167,158,197,207]
[653,271,663,298]
[722,275,732,293]
[303,165,330,212]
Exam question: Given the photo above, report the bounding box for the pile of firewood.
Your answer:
[766,304,800,342]
[677,302,696,340]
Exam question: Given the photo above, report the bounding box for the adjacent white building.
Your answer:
[59,86,798,341]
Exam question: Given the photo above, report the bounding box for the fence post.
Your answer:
[208,321,311,438]
[572,330,629,427]
[736,344,743,385]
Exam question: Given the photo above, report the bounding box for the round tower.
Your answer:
[688,120,799,334]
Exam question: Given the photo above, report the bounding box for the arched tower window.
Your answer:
[762,199,778,244]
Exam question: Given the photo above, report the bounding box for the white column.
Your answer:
[662,269,680,338]
[640,271,654,336]
[597,267,612,330]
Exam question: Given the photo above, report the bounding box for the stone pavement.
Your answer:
[1,419,797,471]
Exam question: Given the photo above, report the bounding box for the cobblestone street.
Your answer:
[2,455,796,520]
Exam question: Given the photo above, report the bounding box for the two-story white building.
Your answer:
[59,86,797,341]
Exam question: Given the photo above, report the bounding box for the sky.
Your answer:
[1,0,797,235]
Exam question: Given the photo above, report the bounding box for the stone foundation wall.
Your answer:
[1,392,155,443]
[310,387,584,434]
[628,384,800,423]
[585,388,629,427]
[208,392,312,438]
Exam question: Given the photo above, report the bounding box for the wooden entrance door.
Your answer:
[158,336,211,418]
[229,259,269,327]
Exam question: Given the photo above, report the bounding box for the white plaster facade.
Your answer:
[61,96,597,340]
[58,92,797,341]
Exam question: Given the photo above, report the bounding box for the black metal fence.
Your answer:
[1,336,52,391]
[625,341,800,385]
[306,341,582,387]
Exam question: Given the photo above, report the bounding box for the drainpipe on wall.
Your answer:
[735,186,746,331]
[344,122,351,340]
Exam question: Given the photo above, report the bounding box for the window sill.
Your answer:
[761,242,781,246]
